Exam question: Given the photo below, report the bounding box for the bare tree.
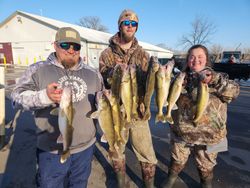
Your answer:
[77,16,109,32]
[210,44,223,62]
[242,48,250,61]
[179,16,217,49]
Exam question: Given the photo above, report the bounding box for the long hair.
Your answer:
[184,44,211,72]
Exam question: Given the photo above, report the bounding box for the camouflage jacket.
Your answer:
[172,70,240,145]
[99,32,149,89]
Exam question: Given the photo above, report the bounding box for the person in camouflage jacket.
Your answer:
[161,44,240,188]
[99,9,157,188]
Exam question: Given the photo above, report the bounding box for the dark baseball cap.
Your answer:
[55,27,81,45]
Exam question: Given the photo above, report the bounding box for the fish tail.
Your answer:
[155,113,166,123]
[60,150,70,164]
[165,115,174,124]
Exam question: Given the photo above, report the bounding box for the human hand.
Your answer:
[46,83,62,103]
[199,69,213,84]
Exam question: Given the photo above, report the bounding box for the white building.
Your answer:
[0,10,173,68]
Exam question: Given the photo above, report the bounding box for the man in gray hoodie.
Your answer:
[11,27,103,188]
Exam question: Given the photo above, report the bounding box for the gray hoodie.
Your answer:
[11,53,103,154]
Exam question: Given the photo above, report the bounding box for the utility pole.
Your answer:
[0,66,5,149]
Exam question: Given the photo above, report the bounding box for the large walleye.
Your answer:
[58,87,74,164]
[111,65,122,100]
[165,72,186,124]
[155,61,174,123]
[104,90,125,144]
[193,81,209,123]
[143,57,159,120]
[90,91,118,153]
[130,64,139,120]
[120,64,132,123]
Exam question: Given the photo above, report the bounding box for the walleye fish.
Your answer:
[165,72,186,124]
[143,57,159,120]
[111,64,122,100]
[120,64,132,123]
[193,82,209,123]
[104,90,125,144]
[155,61,174,123]
[58,87,74,164]
[130,64,139,120]
[90,91,117,153]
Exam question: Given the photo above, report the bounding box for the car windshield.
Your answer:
[223,53,240,59]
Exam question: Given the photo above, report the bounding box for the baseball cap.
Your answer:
[55,27,81,45]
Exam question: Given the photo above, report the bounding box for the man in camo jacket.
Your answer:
[99,9,157,188]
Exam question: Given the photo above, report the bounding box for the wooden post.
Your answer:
[26,57,29,65]
[18,56,21,65]
[3,56,7,67]
[0,66,5,149]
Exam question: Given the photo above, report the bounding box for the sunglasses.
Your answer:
[122,20,138,27]
[58,42,81,51]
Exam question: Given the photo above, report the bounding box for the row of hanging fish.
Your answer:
[91,58,210,151]
[143,57,210,125]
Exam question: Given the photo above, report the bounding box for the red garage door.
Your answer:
[0,43,13,64]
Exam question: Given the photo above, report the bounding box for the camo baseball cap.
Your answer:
[55,27,81,45]
[118,9,139,27]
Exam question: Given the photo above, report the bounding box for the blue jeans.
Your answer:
[36,144,94,188]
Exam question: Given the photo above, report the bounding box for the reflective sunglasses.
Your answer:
[58,42,81,51]
[122,20,138,27]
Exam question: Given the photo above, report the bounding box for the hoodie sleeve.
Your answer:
[11,62,54,111]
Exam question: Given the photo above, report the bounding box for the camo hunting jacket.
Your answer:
[171,71,240,145]
[99,32,149,89]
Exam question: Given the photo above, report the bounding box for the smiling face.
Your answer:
[187,47,208,72]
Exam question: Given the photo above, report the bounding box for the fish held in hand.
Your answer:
[58,87,74,164]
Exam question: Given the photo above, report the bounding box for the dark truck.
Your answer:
[212,51,250,80]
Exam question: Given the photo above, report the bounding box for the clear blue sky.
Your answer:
[0,0,249,51]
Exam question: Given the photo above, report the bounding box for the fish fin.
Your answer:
[50,108,59,116]
[165,116,174,124]
[139,103,145,115]
[90,111,100,119]
[60,150,70,164]
[57,134,63,144]
[100,134,108,143]
[172,104,178,110]
[163,101,168,107]
[181,88,187,94]
[155,114,166,123]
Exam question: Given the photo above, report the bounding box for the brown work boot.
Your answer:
[116,171,125,188]
[141,162,156,188]
[199,169,213,188]
[201,178,212,188]
[113,159,126,188]
[161,171,178,188]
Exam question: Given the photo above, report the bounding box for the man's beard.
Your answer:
[61,59,77,69]
[120,32,134,43]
